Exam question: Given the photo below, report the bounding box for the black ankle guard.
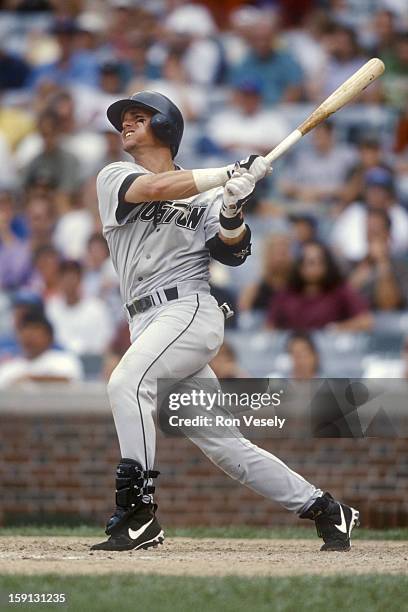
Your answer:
[105,459,160,535]
[299,494,331,520]
[115,458,160,509]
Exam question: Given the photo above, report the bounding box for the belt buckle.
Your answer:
[137,295,153,313]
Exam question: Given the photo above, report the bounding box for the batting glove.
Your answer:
[235,155,272,182]
[221,168,256,218]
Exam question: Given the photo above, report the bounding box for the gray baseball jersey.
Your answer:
[97,161,222,303]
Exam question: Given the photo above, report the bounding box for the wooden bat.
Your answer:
[265,57,385,165]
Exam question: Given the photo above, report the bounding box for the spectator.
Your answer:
[267,241,373,331]
[288,214,318,255]
[0,312,83,388]
[106,0,140,60]
[159,2,223,86]
[349,208,408,310]
[368,10,398,66]
[0,192,32,290]
[123,31,157,86]
[225,5,262,67]
[205,78,290,159]
[29,18,100,89]
[332,167,408,262]
[269,332,321,379]
[53,187,94,260]
[12,291,44,331]
[383,32,408,110]
[69,62,128,133]
[318,24,368,99]
[340,136,391,206]
[82,233,120,316]
[278,121,356,204]
[0,290,44,361]
[46,260,114,356]
[49,89,107,180]
[76,11,107,58]
[142,51,207,123]
[15,89,104,177]
[283,10,330,100]
[239,234,293,312]
[98,60,126,95]
[22,110,81,210]
[210,341,246,378]
[25,195,56,252]
[27,245,62,303]
[286,332,321,379]
[230,12,304,104]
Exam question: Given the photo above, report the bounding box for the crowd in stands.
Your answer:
[1,0,408,385]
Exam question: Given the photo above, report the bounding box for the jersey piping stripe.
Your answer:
[136,294,200,471]
[116,173,144,223]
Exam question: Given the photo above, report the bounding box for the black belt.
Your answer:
[126,286,179,317]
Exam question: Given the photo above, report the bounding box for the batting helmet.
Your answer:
[107,91,184,158]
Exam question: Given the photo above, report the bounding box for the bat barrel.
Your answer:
[264,57,385,166]
[298,58,385,136]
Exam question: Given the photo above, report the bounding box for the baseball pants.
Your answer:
[107,291,321,514]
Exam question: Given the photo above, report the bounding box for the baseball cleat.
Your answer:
[91,502,164,552]
[300,491,360,551]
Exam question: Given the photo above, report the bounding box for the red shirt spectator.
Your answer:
[267,241,373,332]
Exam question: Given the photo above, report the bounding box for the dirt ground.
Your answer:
[0,537,407,576]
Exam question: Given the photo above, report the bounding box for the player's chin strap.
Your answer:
[105,458,160,535]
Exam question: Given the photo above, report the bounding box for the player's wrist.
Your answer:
[192,166,232,193]
[219,211,245,238]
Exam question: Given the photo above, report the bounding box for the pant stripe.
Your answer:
[135,294,200,470]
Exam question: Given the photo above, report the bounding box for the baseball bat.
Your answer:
[265,58,385,164]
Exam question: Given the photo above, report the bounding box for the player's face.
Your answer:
[121,108,154,152]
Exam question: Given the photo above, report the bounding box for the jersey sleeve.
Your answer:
[96,162,146,232]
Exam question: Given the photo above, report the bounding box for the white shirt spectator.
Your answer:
[206,107,290,157]
[46,295,114,355]
[331,201,408,261]
[53,209,95,260]
[0,349,83,389]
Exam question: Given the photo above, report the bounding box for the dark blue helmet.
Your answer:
[107,90,184,158]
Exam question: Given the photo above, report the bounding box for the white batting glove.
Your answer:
[235,155,272,182]
[221,169,256,218]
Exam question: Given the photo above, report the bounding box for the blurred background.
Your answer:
[0,0,407,528]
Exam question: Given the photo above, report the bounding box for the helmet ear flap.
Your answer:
[150,113,175,145]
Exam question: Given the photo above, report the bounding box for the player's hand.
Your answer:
[234,155,272,182]
[221,168,256,218]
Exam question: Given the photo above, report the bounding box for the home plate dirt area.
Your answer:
[0,537,407,577]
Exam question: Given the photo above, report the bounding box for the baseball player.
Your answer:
[92,91,359,552]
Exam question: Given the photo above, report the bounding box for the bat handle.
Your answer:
[265,129,303,164]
